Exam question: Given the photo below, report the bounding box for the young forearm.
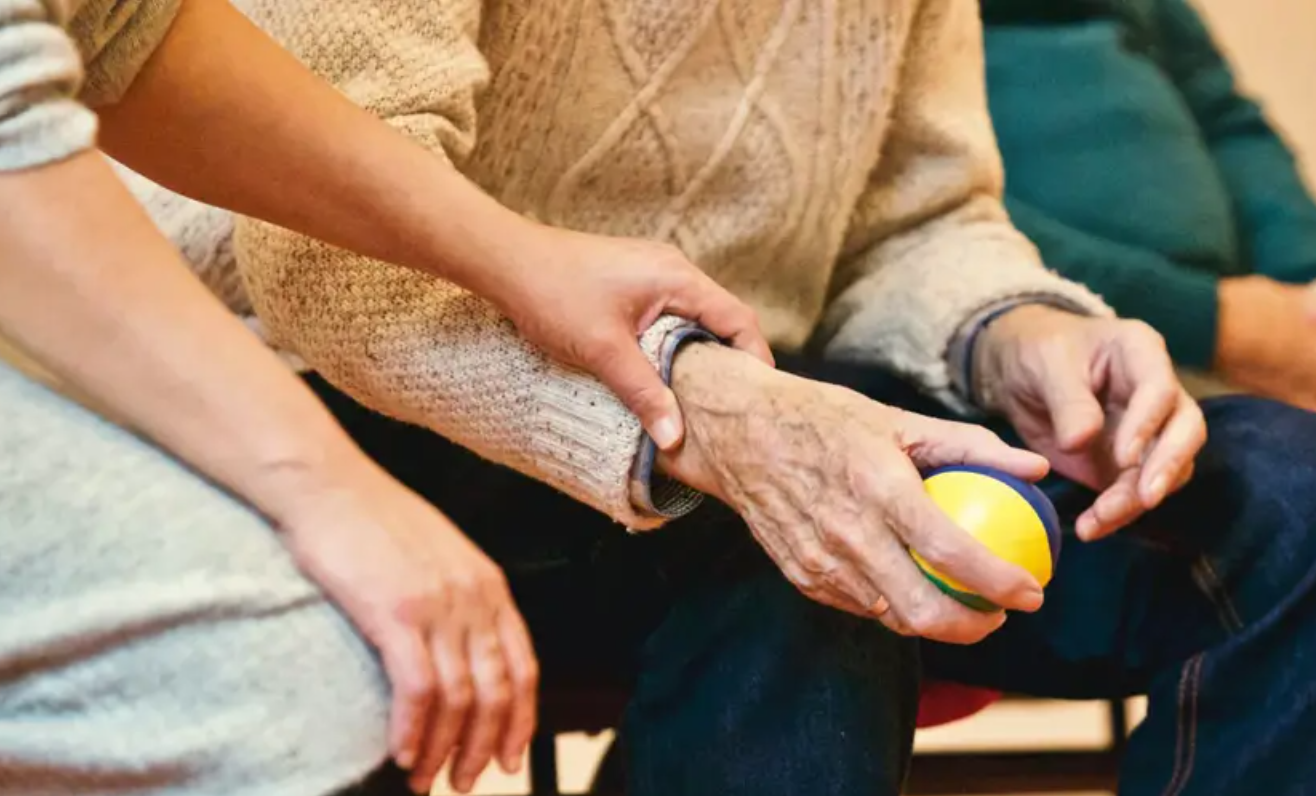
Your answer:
[0,151,372,522]
[95,0,535,309]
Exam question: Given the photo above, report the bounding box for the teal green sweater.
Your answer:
[982,0,1316,368]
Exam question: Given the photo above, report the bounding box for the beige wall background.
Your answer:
[1192,0,1316,189]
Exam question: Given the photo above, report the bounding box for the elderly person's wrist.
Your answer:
[655,342,781,505]
[954,300,1098,412]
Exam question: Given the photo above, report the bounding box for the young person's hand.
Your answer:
[486,224,774,450]
[275,459,538,796]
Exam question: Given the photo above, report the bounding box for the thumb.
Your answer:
[906,416,1050,482]
[590,339,685,450]
[1040,370,1105,452]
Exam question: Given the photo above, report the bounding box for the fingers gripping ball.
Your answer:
[913,465,1062,612]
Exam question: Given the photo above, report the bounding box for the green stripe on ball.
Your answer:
[922,570,1000,613]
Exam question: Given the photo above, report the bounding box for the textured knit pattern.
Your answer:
[0,361,392,796]
[133,0,1112,527]
[0,0,179,171]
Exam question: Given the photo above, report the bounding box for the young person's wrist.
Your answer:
[410,172,547,311]
[241,422,387,533]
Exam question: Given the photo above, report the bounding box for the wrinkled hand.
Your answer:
[660,344,1049,644]
[1217,276,1316,410]
[489,225,773,451]
[975,305,1206,541]
[272,460,538,795]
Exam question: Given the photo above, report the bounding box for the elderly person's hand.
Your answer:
[973,306,1207,541]
[659,344,1049,645]
[273,458,538,796]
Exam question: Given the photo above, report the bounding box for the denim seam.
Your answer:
[1190,555,1244,635]
[1162,654,1205,796]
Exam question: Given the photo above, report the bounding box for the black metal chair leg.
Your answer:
[1109,698,1130,756]
[529,732,560,795]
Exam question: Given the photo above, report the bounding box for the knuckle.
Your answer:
[392,583,449,623]
[581,330,621,362]
[901,596,949,638]
[913,538,966,575]
[401,670,438,702]
[792,573,825,601]
[446,571,482,599]
[1125,319,1167,347]
[794,548,831,576]
[481,682,513,711]
[868,474,909,509]
[445,682,474,712]
[514,664,540,693]
[476,564,511,595]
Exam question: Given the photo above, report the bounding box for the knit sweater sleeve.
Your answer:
[816,0,1111,410]
[231,0,683,530]
[0,0,96,170]
[1153,0,1316,284]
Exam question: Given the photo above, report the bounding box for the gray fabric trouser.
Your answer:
[0,360,391,796]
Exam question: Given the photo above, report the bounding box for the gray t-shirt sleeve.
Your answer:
[0,0,181,172]
[0,0,98,171]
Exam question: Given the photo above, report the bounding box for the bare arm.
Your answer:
[0,151,372,522]
[218,0,759,528]
[95,0,534,310]
[96,0,766,448]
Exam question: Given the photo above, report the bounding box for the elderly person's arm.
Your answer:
[813,1,1109,405]
[658,0,1201,642]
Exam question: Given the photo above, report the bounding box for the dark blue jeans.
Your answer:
[308,357,1316,796]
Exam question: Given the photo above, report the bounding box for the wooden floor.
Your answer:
[434,698,1148,796]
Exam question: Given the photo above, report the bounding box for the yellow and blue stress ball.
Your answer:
[913,465,1062,612]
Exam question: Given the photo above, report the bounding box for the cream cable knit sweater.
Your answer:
[129,0,1111,529]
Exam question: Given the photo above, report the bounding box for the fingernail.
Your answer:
[1076,515,1097,540]
[396,749,416,771]
[651,415,681,450]
[1020,586,1045,613]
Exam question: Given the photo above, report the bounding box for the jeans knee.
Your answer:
[1201,397,1316,473]
[1175,397,1316,624]
[1193,397,1316,524]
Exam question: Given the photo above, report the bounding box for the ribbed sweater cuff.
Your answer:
[629,325,718,523]
[947,294,1107,408]
[528,315,710,531]
[0,96,97,171]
